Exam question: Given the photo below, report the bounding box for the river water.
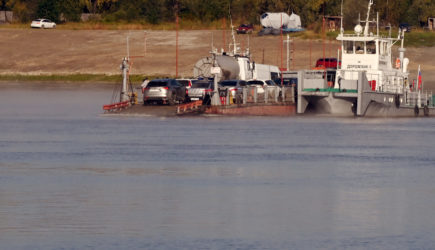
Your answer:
[1,83,435,249]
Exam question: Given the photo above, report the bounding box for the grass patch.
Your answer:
[0,74,173,84]
[403,30,435,47]
[294,29,435,47]
[294,30,339,40]
[3,21,435,47]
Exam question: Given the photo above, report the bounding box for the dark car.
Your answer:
[315,58,341,69]
[176,79,195,89]
[236,24,254,34]
[399,23,411,32]
[143,79,187,105]
[219,80,247,103]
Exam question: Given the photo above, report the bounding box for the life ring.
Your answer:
[395,58,401,69]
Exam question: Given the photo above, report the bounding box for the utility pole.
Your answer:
[283,34,292,71]
[120,57,130,102]
[175,1,179,78]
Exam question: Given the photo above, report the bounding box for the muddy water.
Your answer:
[1,83,435,249]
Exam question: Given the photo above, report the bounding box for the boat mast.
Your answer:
[120,57,130,102]
[340,0,344,35]
[121,36,130,102]
[228,3,240,56]
[363,0,373,36]
[229,15,238,55]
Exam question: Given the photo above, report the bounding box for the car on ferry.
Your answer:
[176,79,195,89]
[31,19,56,29]
[219,80,247,102]
[143,79,187,105]
[247,79,279,96]
[187,80,214,101]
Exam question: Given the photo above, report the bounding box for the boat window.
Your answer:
[344,41,353,54]
[366,41,376,54]
[355,42,365,54]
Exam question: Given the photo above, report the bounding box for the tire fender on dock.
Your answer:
[414,105,420,116]
[395,95,401,108]
[424,105,429,117]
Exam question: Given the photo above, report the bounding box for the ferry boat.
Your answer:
[297,0,434,117]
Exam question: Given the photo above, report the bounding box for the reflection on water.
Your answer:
[1,83,435,249]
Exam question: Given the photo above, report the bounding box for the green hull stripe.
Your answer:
[303,88,358,93]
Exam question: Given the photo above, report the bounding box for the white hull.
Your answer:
[305,93,434,117]
[306,94,354,115]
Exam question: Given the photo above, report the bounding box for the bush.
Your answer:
[37,0,60,22]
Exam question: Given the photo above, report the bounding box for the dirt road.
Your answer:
[0,29,434,90]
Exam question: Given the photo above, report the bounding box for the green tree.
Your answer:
[182,0,227,22]
[407,0,435,25]
[106,0,164,23]
[37,0,60,22]
[60,0,82,22]
[80,0,118,13]
[7,0,38,22]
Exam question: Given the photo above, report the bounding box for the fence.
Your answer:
[217,86,295,106]
[405,91,434,108]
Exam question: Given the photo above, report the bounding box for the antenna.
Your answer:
[228,3,238,55]
[126,35,130,59]
[364,0,373,36]
[340,0,344,34]
[377,12,379,36]
[211,32,214,51]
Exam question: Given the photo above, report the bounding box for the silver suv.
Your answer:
[143,79,187,105]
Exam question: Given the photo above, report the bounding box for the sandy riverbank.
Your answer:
[1,29,434,90]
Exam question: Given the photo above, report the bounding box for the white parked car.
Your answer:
[31,19,56,29]
[247,79,279,96]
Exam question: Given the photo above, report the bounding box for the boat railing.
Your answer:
[339,70,408,94]
[217,85,295,106]
[405,91,433,107]
[301,70,328,90]
[382,85,403,94]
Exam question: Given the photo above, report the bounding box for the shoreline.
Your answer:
[0,74,171,85]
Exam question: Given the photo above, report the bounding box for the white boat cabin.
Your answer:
[334,0,410,94]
